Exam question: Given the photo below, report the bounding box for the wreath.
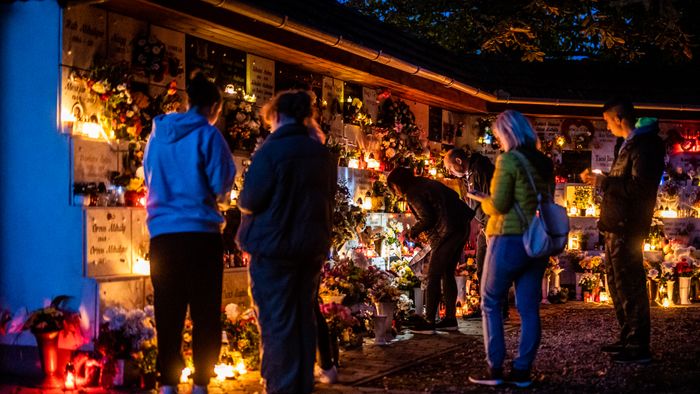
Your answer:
[561,119,594,150]
[370,97,427,169]
[223,86,264,152]
[133,35,183,83]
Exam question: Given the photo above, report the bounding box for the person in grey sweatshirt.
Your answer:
[144,72,236,394]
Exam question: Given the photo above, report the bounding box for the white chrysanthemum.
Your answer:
[225,303,240,321]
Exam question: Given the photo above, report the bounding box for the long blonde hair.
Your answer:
[492,110,537,151]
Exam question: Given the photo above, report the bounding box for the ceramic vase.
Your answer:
[679,276,691,305]
[413,287,424,316]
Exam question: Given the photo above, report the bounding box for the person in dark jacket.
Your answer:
[445,148,511,320]
[444,150,496,280]
[236,90,336,394]
[144,72,236,394]
[582,97,665,364]
[387,167,474,333]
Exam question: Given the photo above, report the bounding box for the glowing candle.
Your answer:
[133,258,150,276]
[180,367,192,383]
[214,363,235,381]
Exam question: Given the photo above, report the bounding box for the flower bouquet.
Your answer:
[578,273,599,293]
[221,303,260,370]
[95,306,157,387]
[579,255,604,274]
[389,257,421,291]
[371,97,428,169]
[223,88,263,152]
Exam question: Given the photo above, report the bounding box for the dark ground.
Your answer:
[361,303,700,393]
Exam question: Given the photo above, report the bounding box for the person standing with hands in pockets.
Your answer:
[581,97,664,364]
[236,90,336,394]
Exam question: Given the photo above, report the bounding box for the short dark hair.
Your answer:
[187,72,222,108]
[386,167,415,193]
[602,96,636,123]
[445,148,469,164]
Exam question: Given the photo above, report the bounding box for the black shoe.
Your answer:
[435,318,458,331]
[410,320,436,334]
[612,348,652,364]
[601,341,625,354]
[506,368,533,388]
[468,367,504,386]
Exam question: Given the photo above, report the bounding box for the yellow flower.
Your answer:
[127,177,144,192]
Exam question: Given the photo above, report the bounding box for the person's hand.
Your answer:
[466,190,488,202]
[580,169,605,187]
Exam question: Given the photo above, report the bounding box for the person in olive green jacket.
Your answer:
[466,110,554,389]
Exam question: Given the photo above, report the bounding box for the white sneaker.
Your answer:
[192,384,208,394]
[159,385,178,394]
[316,365,338,384]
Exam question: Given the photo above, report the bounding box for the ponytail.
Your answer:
[262,90,313,126]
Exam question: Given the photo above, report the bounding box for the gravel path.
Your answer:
[361,303,700,393]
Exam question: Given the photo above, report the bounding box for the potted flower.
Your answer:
[578,273,598,302]
[675,257,695,304]
[23,295,80,388]
[95,306,156,388]
[221,303,260,370]
[319,302,358,365]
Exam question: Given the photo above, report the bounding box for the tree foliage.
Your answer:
[339,0,697,63]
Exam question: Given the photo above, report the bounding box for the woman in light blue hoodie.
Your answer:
[144,72,236,394]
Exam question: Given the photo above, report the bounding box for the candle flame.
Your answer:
[214,363,235,381]
[65,371,76,390]
[180,367,192,383]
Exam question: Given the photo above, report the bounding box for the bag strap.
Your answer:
[510,150,544,230]
[510,150,540,196]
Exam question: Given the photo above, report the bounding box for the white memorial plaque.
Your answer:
[99,277,146,312]
[246,54,275,107]
[73,138,119,184]
[362,87,378,122]
[86,208,132,277]
[406,101,429,140]
[61,66,103,124]
[62,6,106,69]
[222,269,251,307]
[131,208,149,263]
[592,123,617,173]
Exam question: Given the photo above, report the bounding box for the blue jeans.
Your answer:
[250,256,321,394]
[481,235,546,371]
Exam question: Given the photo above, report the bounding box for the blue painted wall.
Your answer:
[0,1,85,346]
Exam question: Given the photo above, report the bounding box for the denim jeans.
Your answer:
[481,235,546,371]
[250,256,321,394]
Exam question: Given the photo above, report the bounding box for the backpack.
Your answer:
[511,151,569,258]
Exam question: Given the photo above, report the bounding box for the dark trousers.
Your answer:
[150,232,223,386]
[314,300,334,369]
[250,255,321,394]
[426,230,469,322]
[604,232,650,349]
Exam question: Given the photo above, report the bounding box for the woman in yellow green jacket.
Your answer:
[466,110,554,388]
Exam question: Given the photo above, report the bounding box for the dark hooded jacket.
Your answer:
[397,177,474,241]
[236,123,337,260]
[598,123,665,236]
